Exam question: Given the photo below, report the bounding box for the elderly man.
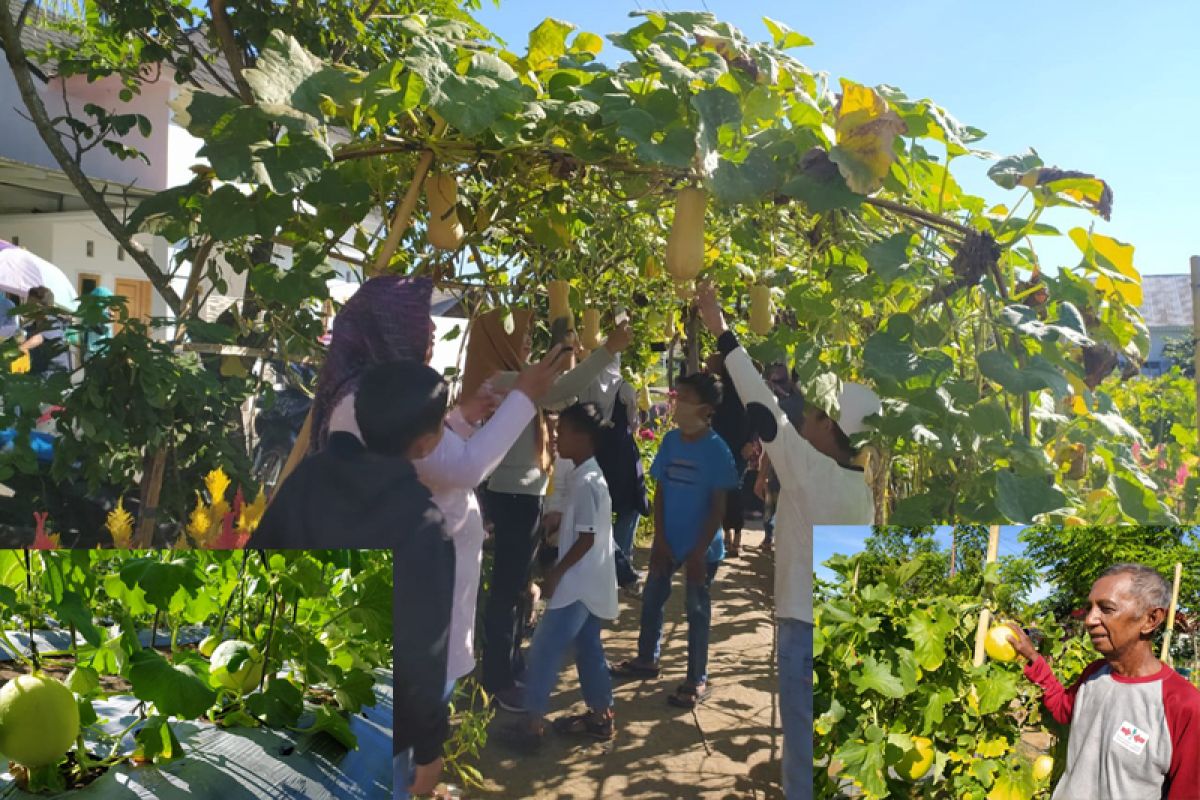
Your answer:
[1008,563,1200,799]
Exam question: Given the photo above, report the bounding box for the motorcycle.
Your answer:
[251,362,315,494]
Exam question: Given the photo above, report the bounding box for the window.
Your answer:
[78,273,100,296]
[117,246,125,262]
[86,240,94,257]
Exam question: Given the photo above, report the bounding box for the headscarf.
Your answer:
[311,276,433,451]
[462,308,551,472]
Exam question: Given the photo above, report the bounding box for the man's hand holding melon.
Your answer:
[986,621,1038,663]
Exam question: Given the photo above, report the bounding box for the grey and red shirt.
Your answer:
[1025,655,1200,799]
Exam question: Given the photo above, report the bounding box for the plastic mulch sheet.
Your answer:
[0,654,392,799]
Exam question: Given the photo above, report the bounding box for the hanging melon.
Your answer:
[426,172,464,250]
[548,280,572,326]
[749,285,773,335]
[581,308,602,349]
[665,187,707,281]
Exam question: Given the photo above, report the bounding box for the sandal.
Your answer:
[552,711,615,741]
[609,659,660,679]
[495,720,545,754]
[667,681,711,708]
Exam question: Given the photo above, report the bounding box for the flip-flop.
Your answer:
[667,682,711,708]
[609,659,660,679]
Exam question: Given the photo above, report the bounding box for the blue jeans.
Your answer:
[763,494,778,544]
[522,600,613,718]
[637,559,720,685]
[613,510,641,587]
[394,679,456,799]
[779,618,813,800]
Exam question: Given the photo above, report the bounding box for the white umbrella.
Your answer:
[0,240,78,309]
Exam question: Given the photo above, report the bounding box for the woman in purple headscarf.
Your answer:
[310,276,438,452]
[311,275,565,800]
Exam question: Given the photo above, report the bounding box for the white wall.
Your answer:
[0,66,172,191]
[1,210,169,316]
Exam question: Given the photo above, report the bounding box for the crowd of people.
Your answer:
[247,272,884,800]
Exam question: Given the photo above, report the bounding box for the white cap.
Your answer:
[836,382,882,437]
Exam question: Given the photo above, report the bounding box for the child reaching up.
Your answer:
[497,402,618,752]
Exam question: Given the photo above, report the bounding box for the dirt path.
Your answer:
[474,530,784,799]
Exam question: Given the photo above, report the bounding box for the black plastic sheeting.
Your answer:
[0,659,393,798]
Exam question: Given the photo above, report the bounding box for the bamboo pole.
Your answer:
[370,120,448,276]
[271,125,449,500]
[1190,256,1199,447]
[269,411,313,505]
[972,525,1002,667]
[1161,562,1183,665]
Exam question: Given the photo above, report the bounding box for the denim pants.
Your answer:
[481,490,542,692]
[637,559,720,684]
[394,680,456,800]
[612,510,641,587]
[522,600,612,718]
[779,618,813,800]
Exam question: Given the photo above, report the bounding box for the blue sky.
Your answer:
[476,1,1200,276]
[813,524,1052,601]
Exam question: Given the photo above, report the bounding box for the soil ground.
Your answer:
[471,526,784,800]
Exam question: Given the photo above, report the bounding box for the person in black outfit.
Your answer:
[703,353,750,557]
[250,360,453,798]
[590,369,650,594]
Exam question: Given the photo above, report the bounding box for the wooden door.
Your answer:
[113,278,153,333]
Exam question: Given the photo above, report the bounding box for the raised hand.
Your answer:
[603,321,634,354]
[695,280,728,335]
[458,376,502,425]
[513,343,570,402]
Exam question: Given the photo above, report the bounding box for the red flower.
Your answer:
[638,427,656,441]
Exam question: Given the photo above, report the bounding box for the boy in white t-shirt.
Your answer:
[498,402,618,752]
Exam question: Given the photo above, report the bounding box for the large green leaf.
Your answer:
[246,677,305,728]
[850,653,906,699]
[978,350,1069,397]
[244,31,352,121]
[864,232,913,283]
[988,149,1043,190]
[128,650,218,720]
[119,558,204,610]
[994,470,1067,522]
[905,605,957,671]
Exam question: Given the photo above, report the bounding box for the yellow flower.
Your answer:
[238,490,267,533]
[186,495,212,546]
[204,468,231,505]
[106,499,134,549]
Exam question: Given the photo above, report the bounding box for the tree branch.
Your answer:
[0,3,182,314]
[207,0,254,104]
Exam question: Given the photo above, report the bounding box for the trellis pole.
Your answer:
[1161,562,1183,665]
[271,128,446,501]
[972,525,1002,667]
[1190,256,1199,447]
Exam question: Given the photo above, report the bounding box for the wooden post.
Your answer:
[134,448,168,547]
[1161,562,1183,665]
[1190,256,1199,446]
[972,525,1002,667]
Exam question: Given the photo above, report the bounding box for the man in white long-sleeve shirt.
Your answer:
[696,281,881,800]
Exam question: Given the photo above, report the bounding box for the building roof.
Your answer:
[2,0,77,78]
[3,2,235,92]
[1139,274,1193,329]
